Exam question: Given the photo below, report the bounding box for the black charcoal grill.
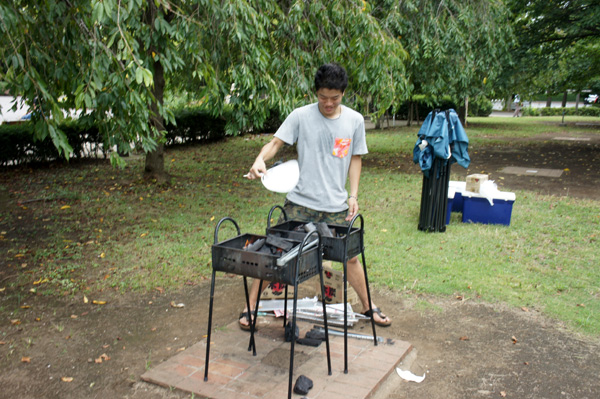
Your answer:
[266,205,378,374]
[204,216,332,399]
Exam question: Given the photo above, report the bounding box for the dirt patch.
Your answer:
[455,134,600,199]
[2,282,599,399]
[1,130,599,399]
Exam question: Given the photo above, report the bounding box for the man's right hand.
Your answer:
[246,158,267,179]
[246,137,285,180]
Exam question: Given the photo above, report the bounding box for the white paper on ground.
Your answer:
[396,368,426,383]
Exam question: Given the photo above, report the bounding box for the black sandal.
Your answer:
[362,307,392,327]
[239,311,255,331]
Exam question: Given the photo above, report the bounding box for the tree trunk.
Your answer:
[143,5,169,184]
[458,104,466,127]
[407,101,413,127]
[464,96,469,127]
[546,95,552,108]
[144,57,169,183]
[561,91,568,108]
[415,102,420,125]
[504,95,512,111]
[575,92,580,110]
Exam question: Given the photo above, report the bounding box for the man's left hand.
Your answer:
[346,197,359,221]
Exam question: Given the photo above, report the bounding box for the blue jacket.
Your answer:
[413,109,470,171]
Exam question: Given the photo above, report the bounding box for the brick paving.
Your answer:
[142,318,412,398]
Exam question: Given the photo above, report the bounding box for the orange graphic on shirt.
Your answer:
[333,138,352,158]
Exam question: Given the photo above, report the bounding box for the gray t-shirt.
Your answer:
[274,103,368,212]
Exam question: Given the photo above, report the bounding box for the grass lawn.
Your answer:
[1,116,598,335]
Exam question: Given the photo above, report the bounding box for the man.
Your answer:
[242,63,391,329]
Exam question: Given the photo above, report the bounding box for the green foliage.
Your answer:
[374,0,514,104]
[1,0,517,170]
[0,120,104,166]
[0,106,230,165]
[502,1,600,100]
[393,96,492,119]
[468,97,493,117]
[522,107,600,117]
[164,106,228,145]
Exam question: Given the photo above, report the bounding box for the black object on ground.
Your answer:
[305,328,326,341]
[296,337,322,347]
[293,375,313,395]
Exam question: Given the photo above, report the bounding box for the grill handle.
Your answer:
[346,213,364,236]
[213,217,241,244]
[267,204,288,228]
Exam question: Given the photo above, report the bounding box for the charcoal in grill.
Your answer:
[303,222,317,233]
[316,222,334,237]
[266,235,295,251]
[244,238,265,252]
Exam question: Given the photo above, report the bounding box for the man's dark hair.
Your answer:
[314,63,348,92]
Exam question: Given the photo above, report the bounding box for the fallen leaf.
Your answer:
[99,252,106,258]
[92,300,106,305]
[500,391,507,397]
[95,353,110,364]
[155,287,164,294]
[170,301,185,308]
[512,336,518,344]
[61,377,74,382]
[176,347,186,352]
[83,295,89,304]
[151,327,157,332]
[381,229,388,232]
[576,303,585,307]
[60,205,71,210]
[70,315,78,319]
[0,287,5,292]
[210,216,215,221]
[21,357,31,363]
[0,341,6,345]
[11,319,21,325]
[140,233,147,238]
[459,336,469,341]
[521,307,529,312]
[20,305,30,309]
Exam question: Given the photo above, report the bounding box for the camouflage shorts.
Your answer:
[278,200,349,226]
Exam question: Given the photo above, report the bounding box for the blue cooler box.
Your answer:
[449,181,466,213]
[462,192,516,226]
[446,188,455,225]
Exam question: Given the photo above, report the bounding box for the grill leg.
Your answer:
[318,257,332,375]
[361,249,378,346]
[204,269,217,381]
[287,282,299,399]
[283,284,288,328]
[243,277,257,355]
[252,281,262,339]
[342,259,348,374]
